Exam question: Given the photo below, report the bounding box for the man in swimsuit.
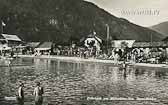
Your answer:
[17,82,24,105]
[33,82,44,105]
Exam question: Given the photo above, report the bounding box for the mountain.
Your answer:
[150,22,168,36]
[0,0,165,44]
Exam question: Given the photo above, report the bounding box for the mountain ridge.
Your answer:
[0,0,165,44]
[150,21,168,37]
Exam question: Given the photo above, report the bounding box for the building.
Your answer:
[80,33,102,56]
[26,42,40,49]
[111,40,135,48]
[110,40,168,63]
[0,34,22,47]
[0,34,22,52]
[80,34,102,50]
[34,42,53,55]
[132,41,168,56]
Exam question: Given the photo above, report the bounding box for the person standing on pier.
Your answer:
[34,82,44,105]
[17,82,24,105]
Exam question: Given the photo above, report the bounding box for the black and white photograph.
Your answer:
[0,0,168,105]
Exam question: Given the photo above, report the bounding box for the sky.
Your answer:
[85,0,168,27]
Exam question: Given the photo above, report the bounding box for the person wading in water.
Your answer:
[17,82,24,105]
[33,82,44,105]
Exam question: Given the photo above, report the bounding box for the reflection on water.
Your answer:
[1,58,168,104]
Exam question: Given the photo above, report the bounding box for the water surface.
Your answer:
[0,58,168,105]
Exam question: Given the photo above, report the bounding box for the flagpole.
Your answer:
[1,20,6,34]
[105,24,109,54]
[1,20,3,34]
[1,20,2,56]
[1,20,6,56]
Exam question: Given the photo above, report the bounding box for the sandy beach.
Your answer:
[18,55,168,69]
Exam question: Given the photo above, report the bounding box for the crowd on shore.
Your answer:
[1,44,168,65]
[18,45,167,65]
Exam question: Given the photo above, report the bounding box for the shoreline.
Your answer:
[18,55,168,69]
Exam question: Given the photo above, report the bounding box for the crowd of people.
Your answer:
[1,44,167,65]
[21,45,167,64]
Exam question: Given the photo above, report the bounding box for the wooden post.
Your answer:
[106,24,110,55]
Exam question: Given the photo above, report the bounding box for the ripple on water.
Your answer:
[1,58,168,105]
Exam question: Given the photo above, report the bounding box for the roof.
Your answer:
[27,42,40,48]
[133,41,168,48]
[35,42,52,51]
[111,40,135,48]
[133,42,151,48]
[80,34,102,43]
[162,36,168,41]
[1,34,21,42]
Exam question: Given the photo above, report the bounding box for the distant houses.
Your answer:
[0,34,22,51]
[84,34,102,50]
[111,40,135,48]
[0,34,23,56]
[109,40,168,63]
[0,34,22,47]
[1,31,168,63]
[111,40,168,49]
[27,42,40,49]
[80,33,102,56]
[34,42,53,55]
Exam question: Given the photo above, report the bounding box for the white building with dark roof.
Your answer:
[0,34,22,47]
[34,42,53,55]
[0,34,22,51]
[80,34,102,51]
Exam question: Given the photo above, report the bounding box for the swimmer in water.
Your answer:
[34,82,44,105]
[17,82,24,105]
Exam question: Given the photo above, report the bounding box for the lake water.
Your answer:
[0,57,168,105]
